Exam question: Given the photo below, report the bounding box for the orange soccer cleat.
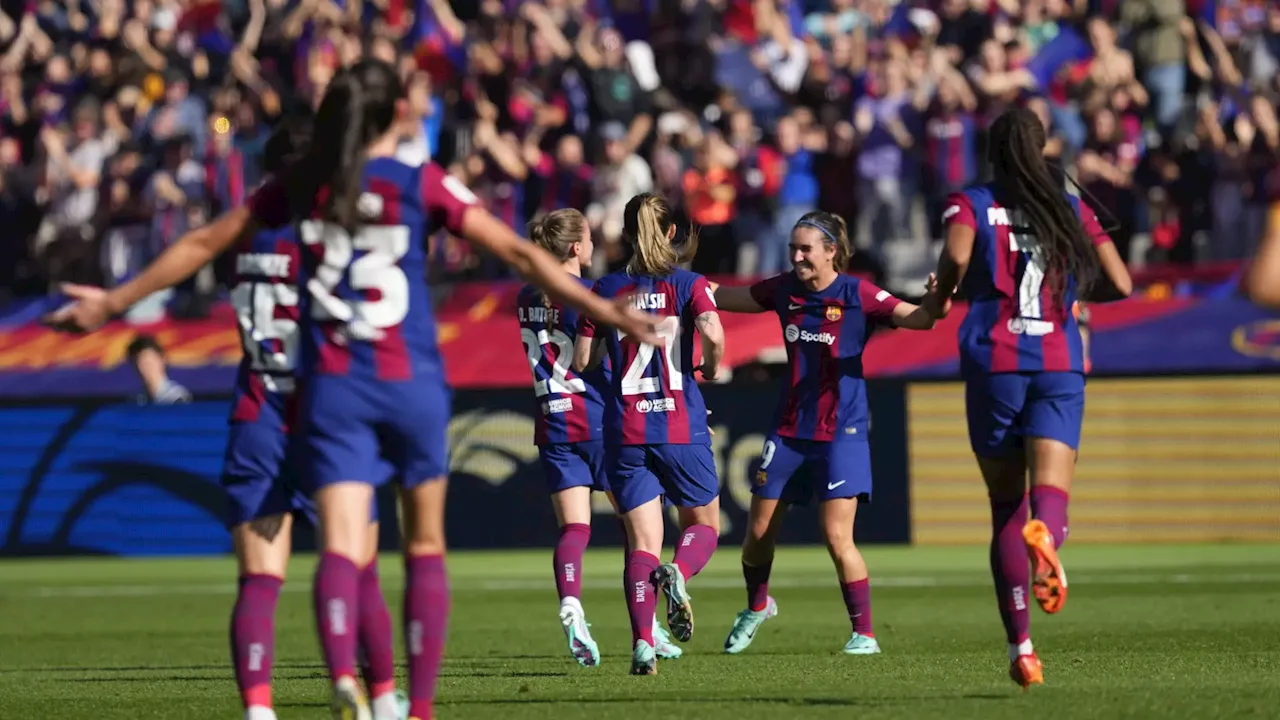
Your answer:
[1023,519,1068,614]
[1009,652,1044,690]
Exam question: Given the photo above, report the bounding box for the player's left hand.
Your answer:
[922,273,952,319]
[42,283,113,334]
[706,408,715,436]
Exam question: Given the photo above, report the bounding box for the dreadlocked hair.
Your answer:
[528,208,587,310]
[988,108,1099,308]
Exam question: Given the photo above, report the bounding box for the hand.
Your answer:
[696,363,719,381]
[42,283,115,334]
[921,274,952,319]
[609,296,661,346]
[706,408,715,436]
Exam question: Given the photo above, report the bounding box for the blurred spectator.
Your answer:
[127,334,193,405]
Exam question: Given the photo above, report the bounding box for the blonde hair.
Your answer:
[623,193,699,276]
[527,208,587,309]
[794,210,852,271]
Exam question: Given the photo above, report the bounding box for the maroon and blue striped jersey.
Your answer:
[579,269,718,446]
[750,273,902,442]
[250,159,478,385]
[944,184,1112,376]
[228,224,301,430]
[517,277,608,445]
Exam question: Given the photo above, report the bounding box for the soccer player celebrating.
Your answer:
[713,211,944,657]
[516,208,681,667]
[47,59,661,720]
[931,108,1132,689]
[572,193,726,676]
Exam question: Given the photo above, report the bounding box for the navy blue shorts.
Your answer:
[752,432,872,506]
[965,372,1086,457]
[302,376,450,491]
[607,443,720,513]
[539,441,609,494]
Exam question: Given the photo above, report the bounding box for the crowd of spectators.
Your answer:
[2,0,1277,312]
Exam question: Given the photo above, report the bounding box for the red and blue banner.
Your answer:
[0,275,1277,398]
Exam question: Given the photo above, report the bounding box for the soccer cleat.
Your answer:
[1023,519,1068,614]
[1010,652,1044,690]
[332,676,373,720]
[559,599,601,667]
[630,639,658,675]
[842,632,881,655]
[651,562,694,642]
[244,706,278,720]
[370,690,409,720]
[653,620,683,659]
[724,596,778,655]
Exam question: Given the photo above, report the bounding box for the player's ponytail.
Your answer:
[623,193,699,277]
[528,208,587,310]
[988,108,1099,306]
[262,106,314,176]
[286,59,403,233]
[795,210,852,271]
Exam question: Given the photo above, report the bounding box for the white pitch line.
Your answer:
[8,572,1280,599]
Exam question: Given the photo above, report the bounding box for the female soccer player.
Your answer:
[571,192,726,676]
[931,107,1132,689]
[713,211,944,658]
[517,208,681,667]
[47,59,661,720]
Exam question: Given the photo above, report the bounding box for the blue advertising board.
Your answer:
[0,384,910,557]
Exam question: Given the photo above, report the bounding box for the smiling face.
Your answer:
[790,225,837,283]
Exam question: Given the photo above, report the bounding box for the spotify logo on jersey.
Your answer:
[784,324,800,343]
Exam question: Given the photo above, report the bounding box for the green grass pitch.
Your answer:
[2,544,1278,719]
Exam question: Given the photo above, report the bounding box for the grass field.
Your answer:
[2,544,1279,719]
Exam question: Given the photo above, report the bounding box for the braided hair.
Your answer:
[988,108,1099,307]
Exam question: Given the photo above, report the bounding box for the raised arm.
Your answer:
[44,204,260,332]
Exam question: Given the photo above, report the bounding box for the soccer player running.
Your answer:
[46,59,661,720]
[517,209,682,667]
[930,108,1132,689]
[713,211,944,657]
[572,193,726,676]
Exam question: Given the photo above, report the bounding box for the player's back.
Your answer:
[517,279,607,445]
[949,183,1087,376]
[589,268,716,446]
[229,225,302,427]
[297,157,473,389]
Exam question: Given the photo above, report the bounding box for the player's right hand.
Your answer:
[610,296,662,345]
[42,283,114,334]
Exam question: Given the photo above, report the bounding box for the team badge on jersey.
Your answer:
[826,306,843,321]
[755,469,768,486]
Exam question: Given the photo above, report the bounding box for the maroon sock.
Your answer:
[553,523,592,601]
[230,574,282,709]
[1030,486,1069,549]
[357,560,396,699]
[626,551,660,646]
[840,579,874,636]
[990,495,1032,644]
[314,552,360,682]
[743,561,771,612]
[405,554,449,720]
[672,524,717,579]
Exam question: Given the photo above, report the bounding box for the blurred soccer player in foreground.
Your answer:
[713,211,945,657]
[46,58,660,720]
[573,193,726,675]
[933,108,1132,688]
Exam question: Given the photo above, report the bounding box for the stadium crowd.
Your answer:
[1,0,1277,310]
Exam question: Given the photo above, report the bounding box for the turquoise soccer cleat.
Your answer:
[652,620,683,659]
[842,632,881,655]
[651,562,694,642]
[630,639,658,675]
[723,596,778,655]
[559,599,601,667]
